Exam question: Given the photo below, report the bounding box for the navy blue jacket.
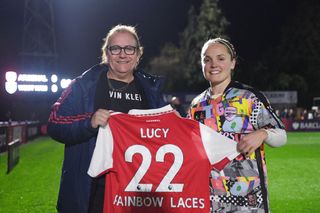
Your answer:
[48,64,165,213]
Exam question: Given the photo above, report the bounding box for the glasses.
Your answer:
[107,45,137,55]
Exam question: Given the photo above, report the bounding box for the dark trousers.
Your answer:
[88,175,105,213]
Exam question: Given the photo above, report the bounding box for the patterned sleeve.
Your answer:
[249,93,285,130]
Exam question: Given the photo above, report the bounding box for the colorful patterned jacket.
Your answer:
[189,81,284,213]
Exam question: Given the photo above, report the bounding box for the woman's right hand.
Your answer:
[91,109,111,128]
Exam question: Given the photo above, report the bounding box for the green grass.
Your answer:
[1,133,320,212]
[266,132,320,212]
[0,137,63,212]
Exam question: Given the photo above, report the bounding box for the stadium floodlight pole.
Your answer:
[21,0,58,73]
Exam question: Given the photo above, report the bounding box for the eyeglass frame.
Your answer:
[107,45,138,55]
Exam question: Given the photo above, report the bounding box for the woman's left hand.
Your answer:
[237,129,268,157]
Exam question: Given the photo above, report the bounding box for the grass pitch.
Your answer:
[1,132,320,212]
[0,137,63,212]
[266,132,320,212]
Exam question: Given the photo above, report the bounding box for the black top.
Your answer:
[94,71,148,113]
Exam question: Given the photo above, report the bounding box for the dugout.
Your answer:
[0,121,43,153]
[0,121,45,173]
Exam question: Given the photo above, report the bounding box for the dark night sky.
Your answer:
[0,0,300,120]
[1,0,298,78]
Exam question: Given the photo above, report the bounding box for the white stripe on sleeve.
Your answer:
[87,125,114,177]
[199,123,239,166]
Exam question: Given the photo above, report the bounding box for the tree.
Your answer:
[253,0,320,107]
[147,43,185,91]
[148,0,229,92]
[278,1,320,106]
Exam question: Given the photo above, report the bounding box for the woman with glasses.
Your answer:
[188,38,287,212]
[47,25,165,213]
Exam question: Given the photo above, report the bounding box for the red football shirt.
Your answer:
[88,105,239,213]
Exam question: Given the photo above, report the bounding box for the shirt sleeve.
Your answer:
[47,79,97,145]
[250,95,284,130]
[264,128,287,147]
[87,125,114,177]
[199,123,240,171]
[249,94,287,147]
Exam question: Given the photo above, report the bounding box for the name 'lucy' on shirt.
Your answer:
[140,128,169,139]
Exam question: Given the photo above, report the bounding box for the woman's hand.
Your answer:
[237,129,268,157]
[91,109,111,128]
